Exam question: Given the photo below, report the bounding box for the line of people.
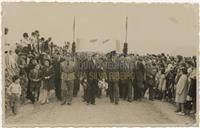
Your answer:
[5,31,196,117]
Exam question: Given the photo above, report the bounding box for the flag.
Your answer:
[5,27,8,35]
[102,39,109,44]
[123,42,128,55]
[72,42,76,53]
[90,39,98,43]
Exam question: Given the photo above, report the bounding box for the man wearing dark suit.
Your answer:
[107,51,120,105]
[85,55,98,105]
[52,53,64,101]
[135,57,145,101]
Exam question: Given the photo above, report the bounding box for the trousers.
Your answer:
[10,93,19,114]
[109,82,119,103]
[61,80,74,104]
[86,80,97,104]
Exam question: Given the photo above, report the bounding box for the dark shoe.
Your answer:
[115,102,118,105]
[67,103,71,105]
[57,98,62,101]
[174,109,181,113]
[128,99,132,102]
[61,101,66,105]
[91,103,96,105]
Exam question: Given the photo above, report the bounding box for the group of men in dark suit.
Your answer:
[51,49,155,106]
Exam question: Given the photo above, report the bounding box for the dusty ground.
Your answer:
[4,90,197,127]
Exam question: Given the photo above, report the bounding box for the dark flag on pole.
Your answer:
[72,17,76,53]
[72,41,76,53]
[5,28,8,35]
[123,16,128,55]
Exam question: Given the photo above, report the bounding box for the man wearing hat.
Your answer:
[60,54,75,105]
[107,51,120,105]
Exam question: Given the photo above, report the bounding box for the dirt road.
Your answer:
[4,91,196,126]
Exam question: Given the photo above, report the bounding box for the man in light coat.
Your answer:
[60,54,75,105]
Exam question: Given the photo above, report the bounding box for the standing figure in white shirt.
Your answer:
[20,33,30,47]
[8,75,21,115]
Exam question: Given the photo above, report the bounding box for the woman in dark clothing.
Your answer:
[52,53,63,100]
[40,59,55,104]
[85,57,98,105]
[188,64,196,114]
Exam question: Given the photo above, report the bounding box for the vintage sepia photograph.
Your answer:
[1,2,199,127]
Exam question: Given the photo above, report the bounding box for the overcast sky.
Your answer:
[2,3,198,56]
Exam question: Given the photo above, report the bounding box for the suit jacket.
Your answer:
[135,61,145,88]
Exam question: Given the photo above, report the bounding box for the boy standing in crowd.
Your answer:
[8,75,21,115]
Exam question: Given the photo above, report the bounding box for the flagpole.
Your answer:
[125,16,128,43]
[73,17,75,42]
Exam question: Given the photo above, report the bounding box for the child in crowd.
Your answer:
[155,69,161,99]
[8,75,21,115]
[29,64,42,104]
[81,76,88,102]
[158,69,166,101]
[98,78,108,97]
[175,68,188,116]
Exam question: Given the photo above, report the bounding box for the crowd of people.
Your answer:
[5,30,196,117]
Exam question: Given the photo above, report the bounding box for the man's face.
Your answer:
[35,65,40,70]
[24,36,28,39]
[15,79,20,84]
[32,60,37,65]
[44,60,50,66]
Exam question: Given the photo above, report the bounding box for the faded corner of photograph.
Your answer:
[1,2,199,127]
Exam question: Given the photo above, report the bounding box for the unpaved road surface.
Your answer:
[4,90,196,126]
